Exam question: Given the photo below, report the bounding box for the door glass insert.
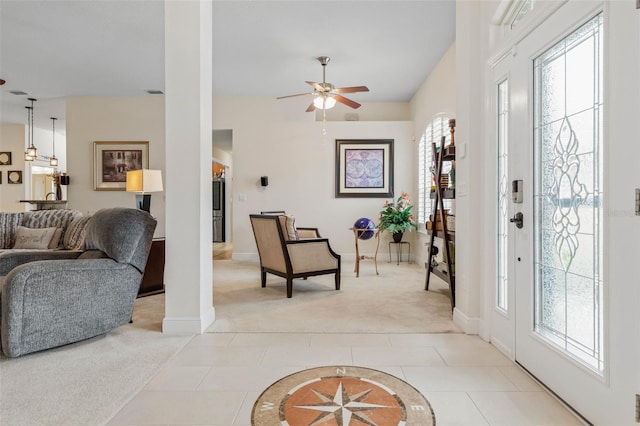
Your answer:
[497,79,509,312]
[533,13,604,373]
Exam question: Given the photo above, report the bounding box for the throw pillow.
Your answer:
[48,228,63,249]
[13,226,58,249]
[23,209,83,247]
[63,215,92,250]
[277,214,298,240]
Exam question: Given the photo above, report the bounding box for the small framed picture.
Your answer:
[0,151,11,165]
[7,170,22,184]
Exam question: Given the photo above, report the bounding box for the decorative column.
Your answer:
[163,0,215,333]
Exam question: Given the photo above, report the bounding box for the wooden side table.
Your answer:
[138,238,165,297]
[351,228,380,277]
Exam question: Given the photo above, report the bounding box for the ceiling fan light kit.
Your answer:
[313,94,336,110]
[277,56,369,112]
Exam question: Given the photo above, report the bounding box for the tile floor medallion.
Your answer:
[251,365,435,425]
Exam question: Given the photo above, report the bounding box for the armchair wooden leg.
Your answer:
[287,278,293,298]
[335,271,340,290]
[261,270,267,288]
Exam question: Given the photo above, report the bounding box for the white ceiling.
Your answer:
[0,1,455,132]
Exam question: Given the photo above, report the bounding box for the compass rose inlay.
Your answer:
[251,366,434,426]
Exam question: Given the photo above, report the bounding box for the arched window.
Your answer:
[417,114,452,225]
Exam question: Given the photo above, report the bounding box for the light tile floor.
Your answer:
[108,332,583,425]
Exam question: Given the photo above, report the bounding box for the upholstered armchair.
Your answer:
[250,214,341,298]
[0,208,156,357]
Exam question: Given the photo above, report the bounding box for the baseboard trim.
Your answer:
[490,336,514,359]
[162,307,216,333]
[231,253,382,262]
[452,308,480,334]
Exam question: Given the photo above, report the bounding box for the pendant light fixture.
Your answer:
[24,98,38,160]
[24,105,34,161]
[49,117,58,167]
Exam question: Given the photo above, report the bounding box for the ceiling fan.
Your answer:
[277,56,369,112]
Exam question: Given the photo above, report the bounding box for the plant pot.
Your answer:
[392,232,404,243]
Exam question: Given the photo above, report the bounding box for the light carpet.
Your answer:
[0,296,192,426]
[207,259,461,333]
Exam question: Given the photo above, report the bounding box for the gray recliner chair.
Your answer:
[0,207,156,357]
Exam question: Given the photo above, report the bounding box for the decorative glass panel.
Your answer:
[533,13,604,374]
[510,0,534,30]
[497,79,509,312]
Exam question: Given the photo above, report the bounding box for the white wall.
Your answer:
[65,96,166,236]
[213,146,232,165]
[453,0,490,327]
[409,43,457,266]
[0,124,27,212]
[322,102,411,122]
[213,96,414,258]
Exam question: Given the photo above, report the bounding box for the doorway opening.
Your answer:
[213,129,233,259]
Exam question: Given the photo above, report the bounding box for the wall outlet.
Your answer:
[238,194,247,202]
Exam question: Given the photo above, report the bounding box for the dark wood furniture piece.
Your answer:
[425,119,456,310]
[138,238,165,297]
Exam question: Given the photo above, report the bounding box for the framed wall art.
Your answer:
[335,139,394,198]
[94,141,149,191]
[7,170,22,184]
[0,152,11,165]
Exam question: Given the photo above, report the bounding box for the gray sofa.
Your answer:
[0,208,156,357]
[0,209,91,276]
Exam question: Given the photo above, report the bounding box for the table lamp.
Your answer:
[126,169,163,212]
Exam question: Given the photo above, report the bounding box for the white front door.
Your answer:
[495,1,638,423]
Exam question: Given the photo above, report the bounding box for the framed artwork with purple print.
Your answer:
[335,139,394,198]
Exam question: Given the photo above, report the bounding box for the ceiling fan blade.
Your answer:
[333,86,369,94]
[334,94,361,109]
[306,81,325,92]
[276,92,313,99]
[305,102,316,112]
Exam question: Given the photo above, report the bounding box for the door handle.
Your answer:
[510,212,524,229]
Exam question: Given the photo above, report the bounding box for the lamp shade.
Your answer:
[126,169,163,193]
[313,94,336,109]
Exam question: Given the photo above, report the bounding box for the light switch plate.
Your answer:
[459,142,467,158]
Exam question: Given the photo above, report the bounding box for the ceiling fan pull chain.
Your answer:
[322,107,327,135]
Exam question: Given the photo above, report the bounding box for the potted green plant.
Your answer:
[378,192,417,242]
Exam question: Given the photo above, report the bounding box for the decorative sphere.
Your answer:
[353,217,375,240]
